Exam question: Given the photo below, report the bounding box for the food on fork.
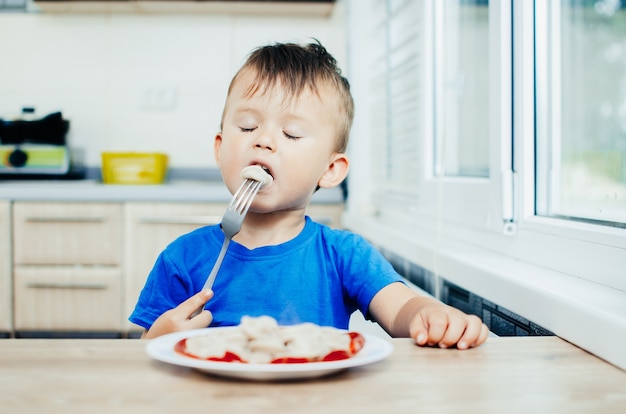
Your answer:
[241,165,273,188]
[175,316,365,364]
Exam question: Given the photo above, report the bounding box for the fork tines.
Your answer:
[231,178,262,215]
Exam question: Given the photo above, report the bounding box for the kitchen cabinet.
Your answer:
[14,267,122,332]
[13,202,122,265]
[0,201,11,335]
[12,202,123,334]
[7,196,343,336]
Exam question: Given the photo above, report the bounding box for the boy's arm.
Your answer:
[368,282,489,349]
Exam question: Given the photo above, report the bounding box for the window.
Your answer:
[436,0,490,178]
[345,0,625,293]
[349,0,512,235]
[426,0,513,235]
[345,0,626,372]
[366,0,426,198]
[535,0,626,226]
[0,0,27,12]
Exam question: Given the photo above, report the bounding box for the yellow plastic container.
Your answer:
[101,152,168,185]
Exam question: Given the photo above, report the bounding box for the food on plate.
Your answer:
[174,316,365,364]
[241,165,273,188]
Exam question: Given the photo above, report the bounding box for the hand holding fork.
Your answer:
[190,166,272,318]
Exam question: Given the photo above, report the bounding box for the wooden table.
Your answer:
[1,336,624,413]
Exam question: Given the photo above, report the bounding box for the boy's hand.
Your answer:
[141,290,213,339]
[408,299,489,350]
[371,283,489,349]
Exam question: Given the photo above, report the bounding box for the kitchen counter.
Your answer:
[0,179,344,203]
[1,336,624,413]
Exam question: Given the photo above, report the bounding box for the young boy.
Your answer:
[130,41,489,350]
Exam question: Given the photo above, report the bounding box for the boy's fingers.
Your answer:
[472,323,490,347]
[189,310,213,328]
[423,313,448,346]
[410,314,429,346]
[456,316,486,349]
[182,290,213,315]
[438,317,466,349]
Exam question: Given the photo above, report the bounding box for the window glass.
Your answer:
[370,0,426,196]
[385,0,424,188]
[437,0,490,177]
[536,0,626,225]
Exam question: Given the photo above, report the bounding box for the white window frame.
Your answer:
[359,0,514,238]
[422,0,514,235]
[515,0,626,291]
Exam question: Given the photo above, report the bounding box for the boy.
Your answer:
[130,41,489,350]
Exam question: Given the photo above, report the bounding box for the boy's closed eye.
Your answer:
[283,131,301,140]
[239,126,302,140]
[283,124,305,140]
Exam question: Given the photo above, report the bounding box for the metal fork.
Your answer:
[190,178,263,318]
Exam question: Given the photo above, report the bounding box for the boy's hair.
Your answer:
[226,40,354,153]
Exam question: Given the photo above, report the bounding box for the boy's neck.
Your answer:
[231,210,306,249]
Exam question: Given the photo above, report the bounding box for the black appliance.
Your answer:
[0,109,82,179]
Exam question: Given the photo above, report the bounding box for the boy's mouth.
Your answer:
[241,164,274,188]
[260,165,272,178]
[250,163,273,179]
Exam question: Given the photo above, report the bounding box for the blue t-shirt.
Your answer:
[129,216,403,330]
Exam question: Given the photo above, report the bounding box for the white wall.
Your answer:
[0,6,346,168]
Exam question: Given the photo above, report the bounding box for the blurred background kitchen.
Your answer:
[0,0,625,371]
[0,1,345,169]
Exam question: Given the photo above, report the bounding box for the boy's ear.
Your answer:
[213,132,223,167]
[318,153,350,188]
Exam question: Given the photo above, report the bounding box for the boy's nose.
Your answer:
[253,132,275,152]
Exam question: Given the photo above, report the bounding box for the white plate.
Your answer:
[146,327,393,381]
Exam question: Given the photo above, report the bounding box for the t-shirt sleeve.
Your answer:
[336,231,405,319]
[128,249,196,330]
